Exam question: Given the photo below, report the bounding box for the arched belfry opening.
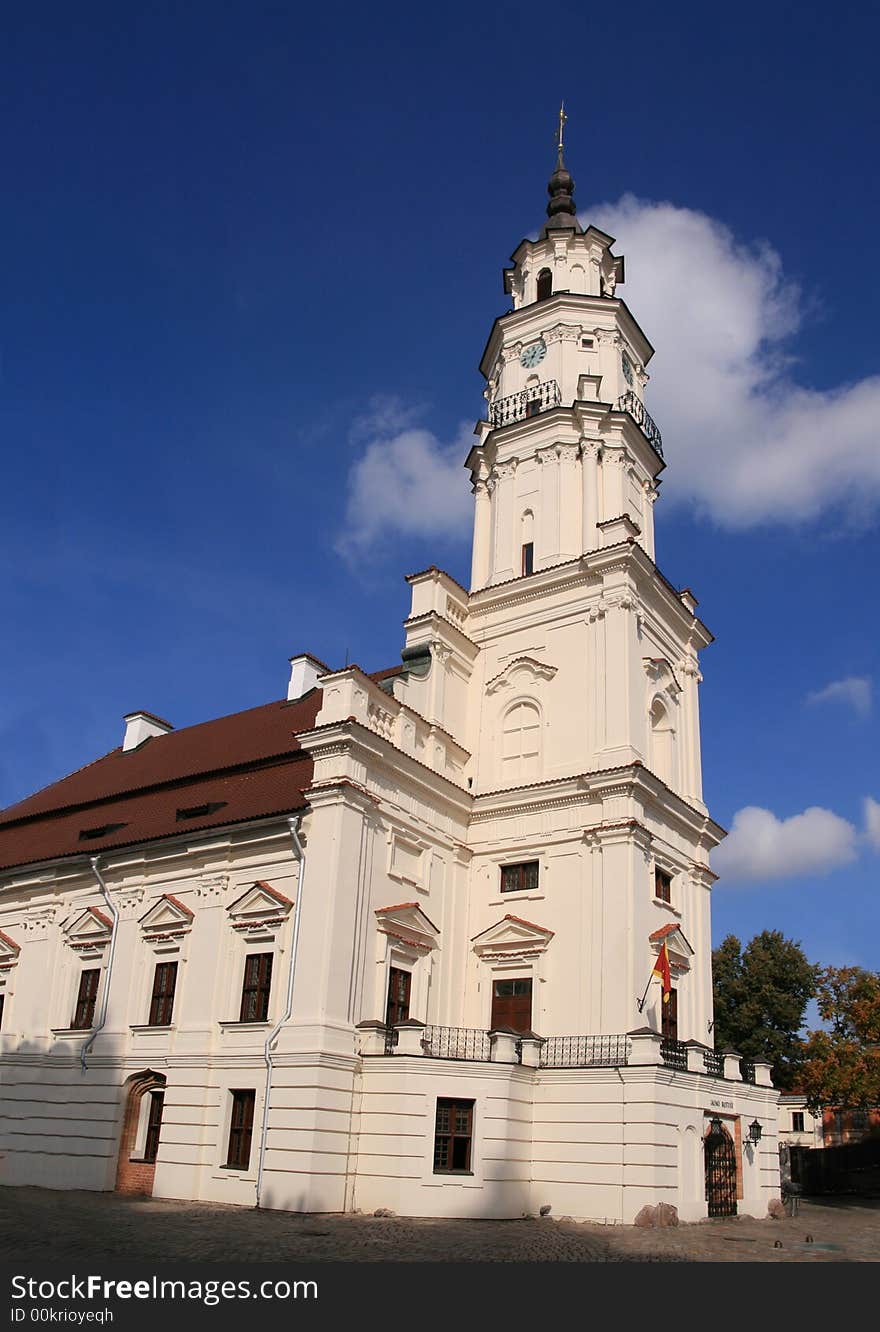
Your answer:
[650,697,674,787]
[536,268,552,302]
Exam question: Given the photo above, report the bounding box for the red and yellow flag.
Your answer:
[652,940,672,1003]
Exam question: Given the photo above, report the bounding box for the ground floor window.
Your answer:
[433,1098,474,1174]
[226,1090,256,1170]
[143,1090,165,1163]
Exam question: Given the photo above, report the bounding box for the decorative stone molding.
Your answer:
[0,929,21,971]
[20,905,60,938]
[194,874,228,901]
[643,657,683,697]
[375,902,439,954]
[227,881,292,941]
[114,887,146,919]
[62,906,113,958]
[472,914,553,963]
[649,923,694,972]
[139,894,195,945]
[485,656,558,696]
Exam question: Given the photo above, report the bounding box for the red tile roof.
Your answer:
[649,924,680,941]
[0,691,322,873]
[253,881,293,907]
[0,928,20,952]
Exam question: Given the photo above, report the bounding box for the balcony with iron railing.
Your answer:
[366,1023,763,1085]
[489,379,561,428]
[615,390,664,458]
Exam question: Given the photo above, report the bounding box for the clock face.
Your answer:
[622,355,634,387]
[520,340,547,369]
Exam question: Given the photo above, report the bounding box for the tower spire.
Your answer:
[542,102,581,235]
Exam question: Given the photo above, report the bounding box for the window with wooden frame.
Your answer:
[433,1097,474,1173]
[148,961,178,1027]
[143,1091,165,1163]
[239,952,273,1023]
[226,1089,256,1170]
[500,860,539,894]
[661,986,678,1042]
[536,268,552,301]
[521,542,534,576]
[792,1112,805,1134]
[71,968,100,1030]
[654,867,672,904]
[385,966,411,1028]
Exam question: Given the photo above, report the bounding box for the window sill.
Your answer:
[652,897,681,916]
[492,893,545,906]
[218,1020,273,1030]
[51,1026,92,1036]
[432,1170,474,1178]
[129,1024,175,1033]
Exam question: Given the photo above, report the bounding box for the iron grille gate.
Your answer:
[704,1121,738,1218]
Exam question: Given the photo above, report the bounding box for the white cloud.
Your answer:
[713,805,858,882]
[865,796,880,850]
[335,400,472,560]
[806,676,872,717]
[586,196,880,527]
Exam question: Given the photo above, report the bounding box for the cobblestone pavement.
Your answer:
[0,1187,877,1262]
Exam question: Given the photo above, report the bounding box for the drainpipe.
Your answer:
[81,856,120,1073]
[255,814,307,1208]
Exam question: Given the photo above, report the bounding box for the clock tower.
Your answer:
[467,134,663,588]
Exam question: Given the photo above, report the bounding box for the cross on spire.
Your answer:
[557,102,567,157]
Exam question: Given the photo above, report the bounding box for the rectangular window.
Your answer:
[148,961,178,1027]
[491,977,532,1034]
[226,1090,256,1170]
[143,1091,165,1163]
[792,1112,805,1134]
[654,868,672,903]
[0,994,4,1029]
[661,987,678,1042]
[385,967,411,1028]
[71,969,100,1030]
[239,952,273,1023]
[521,542,534,576]
[581,337,594,349]
[500,861,539,894]
[433,1097,474,1174]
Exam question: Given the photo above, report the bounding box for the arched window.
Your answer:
[501,702,541,783]
[536,268,552,302]
[650,698,674,787]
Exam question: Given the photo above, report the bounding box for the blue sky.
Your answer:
[2,2,878,976]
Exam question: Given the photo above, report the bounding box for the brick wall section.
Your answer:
[114,1077,162,1196]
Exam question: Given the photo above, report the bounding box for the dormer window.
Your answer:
[176,801,227,821]
[78,823,126,841]
[536,268,552,302]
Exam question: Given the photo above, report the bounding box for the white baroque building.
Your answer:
[0,144,780,1223]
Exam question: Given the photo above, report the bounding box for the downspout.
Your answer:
[255,813,306,1208]
[81,856,120,1073]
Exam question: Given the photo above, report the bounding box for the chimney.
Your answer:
[123,711,174,752]
[287,653,328,701]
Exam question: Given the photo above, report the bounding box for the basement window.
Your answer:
[581,337,594,349]
[78,822,127,841]
[175,801,227,821]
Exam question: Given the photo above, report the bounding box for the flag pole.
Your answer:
[636,971,654,1014]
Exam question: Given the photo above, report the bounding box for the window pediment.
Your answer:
[486,656,557,696]
[375,902,440,954]
[472,913,553,962]
[643,657,682,697]
[650,923,693,970]
[62,907,113,957]
[227,880,292,940]
[139,894,194,943]
[0,928,21,970]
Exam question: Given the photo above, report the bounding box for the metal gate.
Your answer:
[704,1119,737,1218]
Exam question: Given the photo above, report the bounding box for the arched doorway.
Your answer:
[704,1118,737,1217]
[115,1071,166,1196]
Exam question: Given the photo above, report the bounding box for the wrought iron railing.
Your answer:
[422,1025,492,1062]
[540,1034,630,1068]
[661,1037,689,1071]
[383,1025,398,1055]
[489,379,561,428]
[704,1049,724,1077]
[739,1058,756,1085]
[615,390,664,458]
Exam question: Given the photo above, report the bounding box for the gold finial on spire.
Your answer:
[556,102,567,155]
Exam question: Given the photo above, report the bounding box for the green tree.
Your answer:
[711,930,818,1090]
[799,966,880,1113]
